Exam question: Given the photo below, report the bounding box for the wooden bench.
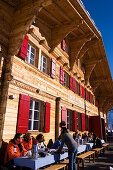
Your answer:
[76,151,95,170]
[102,143,109,150]
[93,147,104,158]
[44,159,69,170]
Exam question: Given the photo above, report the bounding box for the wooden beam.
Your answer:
[3,0,16,7]
[50,19,83,52]
[69,39,87,70]
[63,63,68,67]
[51,19,82,40]
[57,56,62,61]
[16,0,53,11]
[52,1,71,21]
[85,57,103,65]
[66,0,83,20]
[0,54,13,148]
[66,0,99,39]
[42,8,62,25]
[96,94,113,98]
[55,97,61,140]
[77,37,99,60]
[91,76,109,83]
[70,32,93,44]
[84,63,96,85]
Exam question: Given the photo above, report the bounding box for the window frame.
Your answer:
[64,71,68,87]
[28,99,41,131]
[40,54,47,74]
[67,109,70,130]
[27,43,36,66]
[77,112,79,130]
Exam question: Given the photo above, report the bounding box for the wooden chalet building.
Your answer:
[0,0,113,146]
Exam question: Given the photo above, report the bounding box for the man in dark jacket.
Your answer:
[92,133,102,149]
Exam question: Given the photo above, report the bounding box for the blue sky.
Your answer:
[81,0,113,78]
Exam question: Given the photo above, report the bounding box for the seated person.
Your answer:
[73,132,78,140]
[88,132,93,142]
[47,139,53,149]
[35,134,45,149]
[52,135,61,149]
[4,133,28,168]
[23,133,32,151]
[84,133,88,142]
[92,133,102,149]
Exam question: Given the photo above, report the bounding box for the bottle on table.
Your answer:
[33,145,38,159]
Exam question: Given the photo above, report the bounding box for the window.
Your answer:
[77,112,82,131]
[64,72,68,87]
[28,100,41,131]
[76,81,80,95]
[40,54,47,73]
[64,71,69,88]
[27,44,36,66]
[77,112,79,130]
[67,110,70,130]
[67,109,72,131]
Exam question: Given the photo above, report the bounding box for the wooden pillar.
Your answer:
[0,54,13,148]
[55,97,61,140]
[0,45,2,66]
[78,59,81,69]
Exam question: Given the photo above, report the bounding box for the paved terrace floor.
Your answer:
[81,142,113,170]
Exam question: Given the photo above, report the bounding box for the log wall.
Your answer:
[2,26,99,144]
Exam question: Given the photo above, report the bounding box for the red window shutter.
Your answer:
[61,106,67,126]
[60,66,64,85]
[51,58,56,79]
[17,94,30,133]
[73,111,77,131]
[82,86,85,99]
[45,102,51,133]
[85,88,87,100]
[61,40,66,51]
[69,75,72,90]
[82,113,85,131]
[19,35,29,59]
[73,78,76,93]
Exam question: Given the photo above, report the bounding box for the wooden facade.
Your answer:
[0,0,113,145]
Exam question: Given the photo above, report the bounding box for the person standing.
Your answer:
[57,126,78,170]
